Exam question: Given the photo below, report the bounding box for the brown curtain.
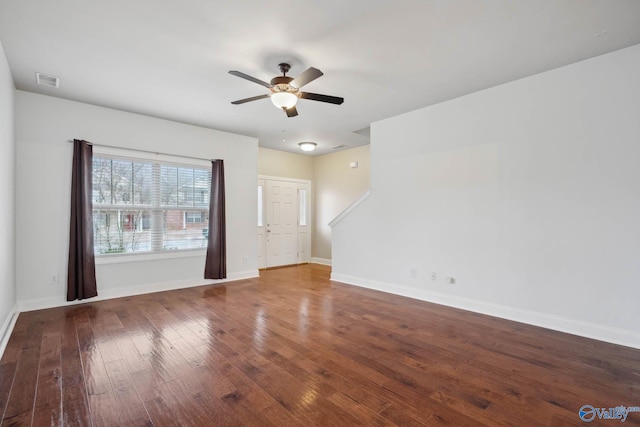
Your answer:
[67,139,98,301]
[204,159,226,279]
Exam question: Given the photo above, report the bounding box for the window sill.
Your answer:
[95,249,206,265]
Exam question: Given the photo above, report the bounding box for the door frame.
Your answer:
[258,175,312,269]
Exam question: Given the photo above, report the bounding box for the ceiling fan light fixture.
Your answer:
[298,142,317,152]
[271,92,298,110]
[229,64,343,117]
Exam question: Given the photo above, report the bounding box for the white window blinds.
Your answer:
[92,154,211,255]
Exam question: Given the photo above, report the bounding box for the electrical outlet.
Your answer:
[431,272,437,281]
[50,274,59,285]
[242,256,248,264]
[446,276,456,284]
[410,268,417,278]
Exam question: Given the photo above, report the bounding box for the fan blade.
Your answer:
[285,106,298,117]
[289,67,323,89]
[299,92,344,105]
[231,94,270,105]
[228,70,272,88]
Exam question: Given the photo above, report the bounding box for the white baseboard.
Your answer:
[330,273,640,350]
[311,257,332,266]
[0,304,19,359]
[18,270,259,312]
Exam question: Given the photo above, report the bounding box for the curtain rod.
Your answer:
[68,140,219,162]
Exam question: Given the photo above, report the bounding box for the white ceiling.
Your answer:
[1,1,640,156]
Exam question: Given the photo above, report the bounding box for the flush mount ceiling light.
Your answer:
[298,142,317,152]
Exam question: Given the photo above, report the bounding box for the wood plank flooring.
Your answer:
[1,264,639,426]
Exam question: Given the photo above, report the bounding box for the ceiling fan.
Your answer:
[229,63,344,117]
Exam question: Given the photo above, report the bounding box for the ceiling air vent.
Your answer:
[36,72,60,88]
[331,144,347,150]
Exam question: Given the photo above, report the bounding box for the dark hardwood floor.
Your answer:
[1,264,639,426]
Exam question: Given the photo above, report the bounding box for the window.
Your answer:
[299,188,307,226]
[257,185,264,227]
[185,211,205,224]
[92,154,211,255]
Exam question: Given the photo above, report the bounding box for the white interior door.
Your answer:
[265,180,298,267]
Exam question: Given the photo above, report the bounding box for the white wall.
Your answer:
[332,44,640,348]
[0,41,16,348]
[314,145,370,261]
[15,92,258,309]
[258,147,314,181]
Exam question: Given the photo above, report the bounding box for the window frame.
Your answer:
[91,148,212,263]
